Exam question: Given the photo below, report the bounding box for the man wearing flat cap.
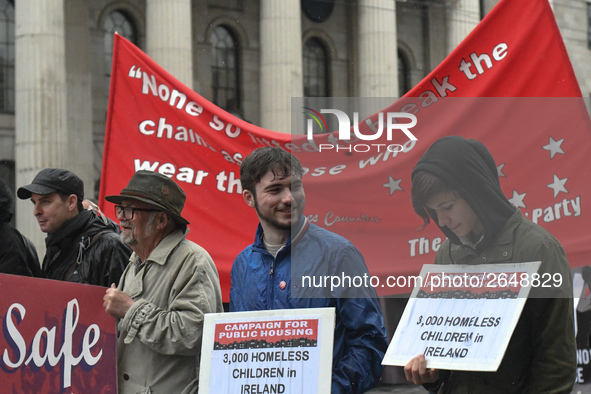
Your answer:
[102,170,223,394]
[17,168,130,286]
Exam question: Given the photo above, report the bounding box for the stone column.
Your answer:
[65,0,93,198]
[358,0,398,98]
[146,0,193,88]
[427,3,448,71]
[446,0,480,54]
[15,0,69,252]
[260,0,303,133]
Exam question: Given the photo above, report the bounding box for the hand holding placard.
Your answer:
[382,262,540,372]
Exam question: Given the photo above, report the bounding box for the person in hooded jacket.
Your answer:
[404,136,576,393]
[17,168,131,286]
[0,179,42,277]
[230,147,388,394]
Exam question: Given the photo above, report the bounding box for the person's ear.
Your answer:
[157,212,170,229]
[68,195,78,211]
[243,190,256,208]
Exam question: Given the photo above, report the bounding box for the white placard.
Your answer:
[383,262,541,371]
[199,308,335,394]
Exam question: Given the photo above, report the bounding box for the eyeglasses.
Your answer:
[114,205,161,220]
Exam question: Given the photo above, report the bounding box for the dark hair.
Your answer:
[58,192,84,213]
[411,170,456,228]
[240,147,304,195]
[0,179,14,223]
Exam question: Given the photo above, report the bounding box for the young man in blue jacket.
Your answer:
[230,147,388,394]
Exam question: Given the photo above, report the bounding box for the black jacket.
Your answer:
[0,222,42,277]
[43,209,131,286]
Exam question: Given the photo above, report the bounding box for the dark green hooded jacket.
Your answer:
[413,136,576,394]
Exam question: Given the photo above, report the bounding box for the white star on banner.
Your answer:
[509,189,526,208]
[497,163,506,178]
[383,176,403,196]
[547,174,568,198]
[542,136,565,159]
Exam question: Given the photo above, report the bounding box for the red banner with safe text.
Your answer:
[0,274,117,393]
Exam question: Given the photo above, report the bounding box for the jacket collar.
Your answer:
[253,216,310,251]
[449,209,521,264]
[130,228,187,266]
[45,209,94,247]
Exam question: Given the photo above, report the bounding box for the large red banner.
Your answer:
[100,0,591,300]
[0,274,117,393]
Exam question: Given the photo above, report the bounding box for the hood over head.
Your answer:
[412,136,515,249]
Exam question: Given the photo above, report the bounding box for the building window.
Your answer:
[398,50,411,96]
[209,26,241,117]
[302,0,336,23]
[303,37,329,97]
[104,10,137,104]
[0,0,14,113]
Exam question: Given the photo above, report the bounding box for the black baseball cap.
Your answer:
[17,168,84,200]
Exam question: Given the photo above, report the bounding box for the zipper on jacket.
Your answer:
[266,244,286,309]
[267,255,276,310]
[270,244,286,276]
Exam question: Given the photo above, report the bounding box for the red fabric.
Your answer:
[100,0,591,301]
[0,275,117,393]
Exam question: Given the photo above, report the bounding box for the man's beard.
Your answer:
[120,213,157,245]
[253,198,302,232]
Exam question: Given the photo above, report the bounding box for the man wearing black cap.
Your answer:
[102,170,223,394]
[17,168,131,286]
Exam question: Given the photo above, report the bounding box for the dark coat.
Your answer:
[0,222,42,277]
[414,137,575,393]
[43,209,131,286]
[432,210,576,393]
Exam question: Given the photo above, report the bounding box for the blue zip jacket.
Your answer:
[230,217,388,393]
